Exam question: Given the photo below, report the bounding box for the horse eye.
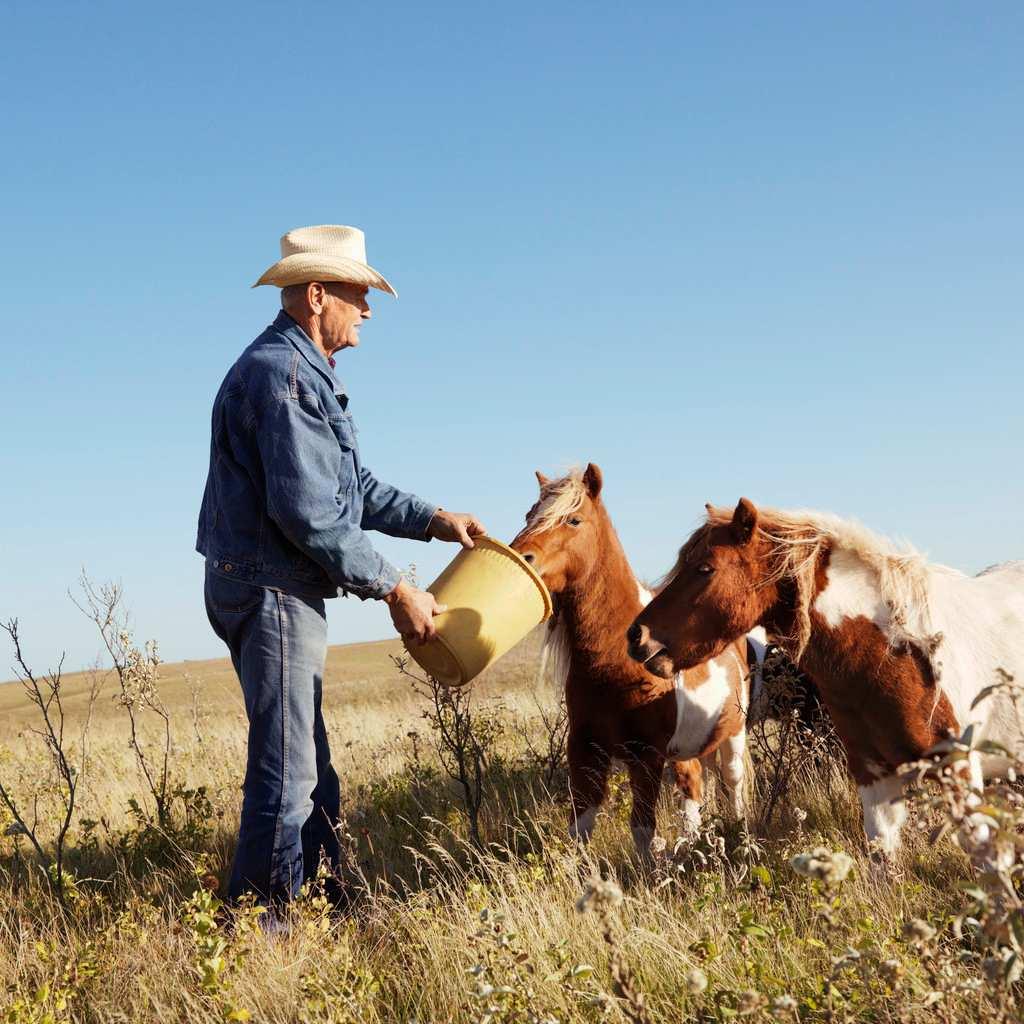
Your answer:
[697,563,715,575]
[568,517,582,527]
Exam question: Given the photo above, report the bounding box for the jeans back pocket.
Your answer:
[206,570,264,614]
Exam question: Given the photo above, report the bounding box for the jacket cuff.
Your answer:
[345,561,402,601]
[409,498,440,541]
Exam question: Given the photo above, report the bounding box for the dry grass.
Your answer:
[0,629,1019,1023]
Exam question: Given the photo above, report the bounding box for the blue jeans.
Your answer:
[204,565,340,903]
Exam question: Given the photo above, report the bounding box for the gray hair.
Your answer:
[280,283,307,310]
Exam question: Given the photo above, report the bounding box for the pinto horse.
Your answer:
[627,497,1024,856]
[511,464,758,854]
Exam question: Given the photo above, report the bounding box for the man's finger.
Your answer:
[459,524,475,549]
[467,517,487,536]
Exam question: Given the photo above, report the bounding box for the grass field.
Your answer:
[1,623,1020,1023]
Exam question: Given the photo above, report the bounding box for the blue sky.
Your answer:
[1,2,1021,673]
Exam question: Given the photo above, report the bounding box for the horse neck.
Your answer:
[763,545,880,685]
[561,518,643,676]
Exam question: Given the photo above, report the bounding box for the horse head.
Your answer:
[626,497,778,677]
[511,463,608,596]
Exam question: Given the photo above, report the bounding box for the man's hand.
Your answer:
[384,579,446,646]
[427,509,487,549]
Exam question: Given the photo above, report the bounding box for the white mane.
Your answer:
[701,505,963,659]
[537,615,572,691]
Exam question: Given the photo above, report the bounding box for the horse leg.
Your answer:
[567,734,609,844]
[859,774,907,859]
[626,750,665,861]
[670,758,703,836]
[717,730,748,821]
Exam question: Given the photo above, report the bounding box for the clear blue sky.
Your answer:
[1,2,1021,673]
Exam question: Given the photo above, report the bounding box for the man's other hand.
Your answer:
[427,509,487,549]
[384,579,446,645]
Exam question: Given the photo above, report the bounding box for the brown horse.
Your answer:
[627,497,1024,855]
[511,464,756,855]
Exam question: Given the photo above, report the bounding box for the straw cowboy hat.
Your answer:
[253,224,397,297]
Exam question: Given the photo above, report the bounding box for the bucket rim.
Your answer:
[473,535,554,621]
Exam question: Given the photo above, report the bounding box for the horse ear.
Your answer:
[583,462,603,498]
[535,470,551,489]
[731,497,758,544]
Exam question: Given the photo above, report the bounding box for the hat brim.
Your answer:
[253,253,397,297]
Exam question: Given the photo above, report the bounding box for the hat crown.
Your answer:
[280,225,367,263]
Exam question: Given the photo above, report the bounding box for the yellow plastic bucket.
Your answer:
[406,536,553,687]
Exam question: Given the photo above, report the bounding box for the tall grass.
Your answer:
[1,624,1021,1023]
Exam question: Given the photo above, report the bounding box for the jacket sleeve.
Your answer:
[359,465,437,540]
[256,394,401,600]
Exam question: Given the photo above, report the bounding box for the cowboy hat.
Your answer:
[253,224,397,297]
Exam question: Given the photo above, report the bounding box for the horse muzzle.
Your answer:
[626,622,675,678]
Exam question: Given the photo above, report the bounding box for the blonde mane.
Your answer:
[699,505,960,660]
[520,468,585,692]
[520,468,587,537]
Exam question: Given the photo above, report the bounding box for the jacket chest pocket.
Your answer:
[328,413,358,452]
[328,414,360,496]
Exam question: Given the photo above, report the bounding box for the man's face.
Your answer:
[319,282,371,353]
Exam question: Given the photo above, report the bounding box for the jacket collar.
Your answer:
[272,310,347,396]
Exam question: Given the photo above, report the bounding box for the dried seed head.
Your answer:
[684,967,708,995]
[575,878,623,914]
[789,847,853,884]
[879,959,905,984]
[737,990,766,1014]
[902,918,937,945]
[770,994,798,1017]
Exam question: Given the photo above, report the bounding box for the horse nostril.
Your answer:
[523,553,535,564]
[626,622,644,648]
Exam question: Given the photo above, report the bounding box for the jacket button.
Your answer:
[223,563,233,572]
[213,560,219,567]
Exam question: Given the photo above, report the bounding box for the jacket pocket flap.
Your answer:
[328,415,358,450]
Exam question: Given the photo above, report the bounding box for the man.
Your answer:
[197,224,485,906]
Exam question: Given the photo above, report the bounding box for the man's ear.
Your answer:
[535,470,551,490]
[583,462,603,499]
[731,497,759,544]
[307,281,327,315]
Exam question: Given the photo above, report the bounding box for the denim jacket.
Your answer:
[196,311,437,600]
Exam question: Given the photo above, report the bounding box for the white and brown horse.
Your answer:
[628,497,1024,855]
[511,465,761,854]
